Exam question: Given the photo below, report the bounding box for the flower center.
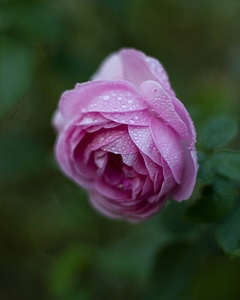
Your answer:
[103,153,135,191]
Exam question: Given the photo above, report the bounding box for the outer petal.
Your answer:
[149,117,183,184]
[59,80,147,121]
[91,53,124,81]
[119,49,156,88]
[171,144,198,201]
[140,80,189,139]
[93,48,175,95]
[55,126,95,189]
[89,191,124,219]
[171,97,197,147]
[52,110,67,132]
[144,56,175,96]
[101,109,150,126]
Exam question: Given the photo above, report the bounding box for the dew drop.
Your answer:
[103,95,110,100]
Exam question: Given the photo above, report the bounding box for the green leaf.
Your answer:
[0,38,35,119]
[147,242,202,300]
[48,244,94,298]
[96,219,172,286]
[163,201,194,233]
[198,115,238,150]
[185,178,236,223]
[210,151,240,183]
[196,151,214,184]
[215,203,240,256]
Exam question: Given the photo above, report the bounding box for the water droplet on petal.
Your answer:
[103,95,110,100]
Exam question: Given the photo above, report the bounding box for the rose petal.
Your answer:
[150,117,183,184]
[89,191,123,219]
[128,126,162,165]
[144,56,175,96]
[159,160,177,197]
[95,177,130,200]
[171,97,196,146]
[59,80,147,120]
[141,154,161,182]
[140,80,189,139]
[76,112,109,127]
[140,175,154,197]
[52,110,67,132]
[102,109,150,126]
[120,49,155,88]
[83,126,126,162]
[91,52,124,81]
[56,128,95,189]
[102,132,138,155]
[171,145,198,201]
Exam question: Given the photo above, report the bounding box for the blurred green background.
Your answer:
[1,0,240,299]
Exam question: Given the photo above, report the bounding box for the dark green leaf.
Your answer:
[185,178,236,223]
[48,244,94,298]
[215,203,240,256]
[147,242,202,300]
[196,151,214,184]
[211,151,240,183]
[163,201,194,233]
[198,115,238,150]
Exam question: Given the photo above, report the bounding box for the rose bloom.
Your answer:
[52,49,197,222]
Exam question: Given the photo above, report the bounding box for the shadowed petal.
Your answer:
[171,144,198,201]
[150,117,183,184]
[129,126,162,165]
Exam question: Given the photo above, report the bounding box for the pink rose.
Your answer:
[52,49,197,222]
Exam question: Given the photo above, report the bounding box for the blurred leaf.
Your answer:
[185,178,236,223]
[163,201,194,233]
[187,256,240,300]
[0,38,35,119]
[198,115,238,150]
[48,244,94,298]
[196,151,214,184]
[96,219,172,285]
[215,203,240,256]
[210,151,240,183]
[147,241,202,300]
[0,133,45,180]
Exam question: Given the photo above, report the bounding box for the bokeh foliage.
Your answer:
[1,0,240,299]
